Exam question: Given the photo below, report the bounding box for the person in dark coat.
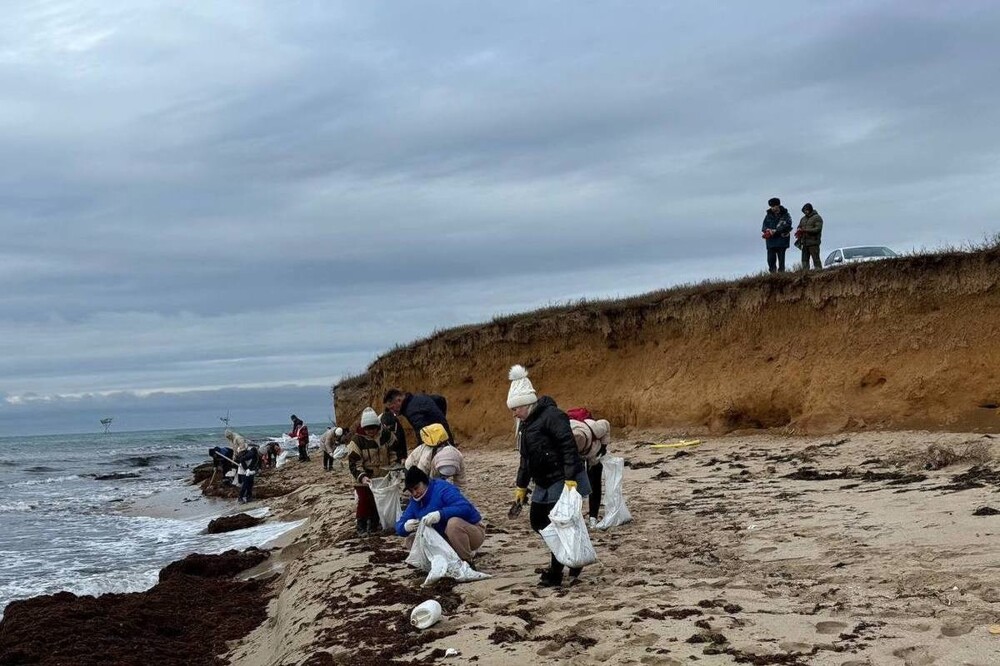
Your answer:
[288,415,310,462]
[236,445,261,503]
[506,365,591,587]
[383,389,455,445]
[380,409,409,462]
[796,203,824,270]
[761,197,793,273]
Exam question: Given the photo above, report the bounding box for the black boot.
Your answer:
[356,519,369,536]
[538,556,564,587]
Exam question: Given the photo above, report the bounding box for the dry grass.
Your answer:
[332,242,1000,392]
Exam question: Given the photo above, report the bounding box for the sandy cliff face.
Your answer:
[335,250,1000,442]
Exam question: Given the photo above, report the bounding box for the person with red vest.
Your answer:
[288,414,310,462]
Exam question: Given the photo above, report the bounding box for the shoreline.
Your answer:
[5,429,1000,664]
[229,429,1000,665]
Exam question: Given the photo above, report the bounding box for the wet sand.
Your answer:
[225,430,1000,665]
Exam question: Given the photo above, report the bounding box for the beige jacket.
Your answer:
[405,443,466,487]
[570,419,611,466]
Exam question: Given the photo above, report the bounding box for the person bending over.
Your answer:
[405,423,466,487]
[396,467,485,564]
[347,408,394,535]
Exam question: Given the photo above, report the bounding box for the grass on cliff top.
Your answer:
[341,236,1000,383]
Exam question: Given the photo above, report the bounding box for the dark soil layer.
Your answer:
[0,549,272,666]
[207,513,265,534]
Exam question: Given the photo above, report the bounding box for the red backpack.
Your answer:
[566,407,593,422]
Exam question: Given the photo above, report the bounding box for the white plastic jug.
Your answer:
[410,600,442,629]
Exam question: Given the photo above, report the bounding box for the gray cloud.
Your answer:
[3,0,999,433]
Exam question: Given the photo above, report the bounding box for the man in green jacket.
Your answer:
[797,203,824,270]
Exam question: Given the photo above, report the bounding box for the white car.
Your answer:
[825,246,898,267]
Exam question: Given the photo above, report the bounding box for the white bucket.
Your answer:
[410,599,443,629]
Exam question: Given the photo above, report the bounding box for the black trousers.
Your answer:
[767,247,787,272]
[529,501,582,580]
[587,462,603,519]
[239,474,255,502]
[323,451,334,470]
[298,442,309,461]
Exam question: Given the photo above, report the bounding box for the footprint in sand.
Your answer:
[939,621,972,637]
[815,620,848,635]
[755,546,778,554]
[892,645,935,666]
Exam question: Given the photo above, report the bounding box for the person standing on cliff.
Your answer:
[383,389,455,446]
[796,203,824,270]
[347,407,395,534]
[507,365,591,587]
[288,415,310,462]
[761,197,793,272]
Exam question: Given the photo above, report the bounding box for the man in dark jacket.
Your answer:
[797,203,824,270]
[761,197,793,273]
[236,445,261,503]
[383,389,455,445]
[506,364,590,587]
[380,409,408,462]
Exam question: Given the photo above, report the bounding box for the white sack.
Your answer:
[597,455,632,530]
[332,444,348,460]
[370,471,404,531]
[275,450,290,468]
[540,487,598,568]
[405,522,491,586]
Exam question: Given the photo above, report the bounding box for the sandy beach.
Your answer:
[222,429,1000,665]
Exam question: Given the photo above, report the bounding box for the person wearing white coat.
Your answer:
[571,418,611,528]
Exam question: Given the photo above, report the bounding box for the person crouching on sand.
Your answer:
[396,467,485,564]
[405,423,466,487]
[507,364,591,587]
[570,416,611,529]
[347,408,394,535]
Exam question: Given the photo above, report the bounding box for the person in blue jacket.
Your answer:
[395,467,485,563]
[761,196,793,273]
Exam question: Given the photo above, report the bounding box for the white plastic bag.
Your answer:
[370,472,404,531]
[540,487,598,568]
[332,444,348,460]
[405,522,491,585]
[275,450,289,468]
[596,456,632,530]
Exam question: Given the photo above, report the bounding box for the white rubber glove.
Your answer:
[404,519,420,533]
[421,511,441,526]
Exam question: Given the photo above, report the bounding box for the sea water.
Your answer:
[0,425,304,617]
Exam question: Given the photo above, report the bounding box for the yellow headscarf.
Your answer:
[419,423,449,447]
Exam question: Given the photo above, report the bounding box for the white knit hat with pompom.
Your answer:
[506,364,538,409]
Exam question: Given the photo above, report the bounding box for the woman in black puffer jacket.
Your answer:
[507,365,590,587]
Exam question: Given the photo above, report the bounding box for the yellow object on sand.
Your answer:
[989,624,1000,635]
[649,439,703,449]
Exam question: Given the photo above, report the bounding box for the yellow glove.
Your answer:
[564,480,578,490]
[514,487,528,503]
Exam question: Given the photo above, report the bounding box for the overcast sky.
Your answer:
[2,1,999,435]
